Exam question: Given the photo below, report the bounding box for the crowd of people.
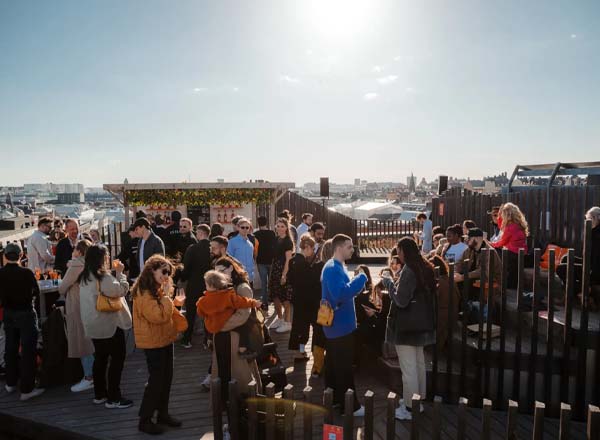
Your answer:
[0,202,599,433]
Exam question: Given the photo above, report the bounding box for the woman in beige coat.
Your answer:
[59,239,96,393]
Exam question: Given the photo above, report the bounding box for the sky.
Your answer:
[1,0,599,187]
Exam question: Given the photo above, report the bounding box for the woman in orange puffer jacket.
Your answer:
[132,255,184,435]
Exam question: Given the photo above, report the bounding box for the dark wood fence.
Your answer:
[274,192,356,239]
[431,186,600,253]
[211,379,600,440]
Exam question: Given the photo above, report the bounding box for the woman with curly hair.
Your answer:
[132,255,184,435]
[492,202,529,288]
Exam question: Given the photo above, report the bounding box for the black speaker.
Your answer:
[320,177,329,198]
[438,175,448,195]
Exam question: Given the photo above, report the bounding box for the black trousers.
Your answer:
[4,308,38,394]
[92,327,126,402]
[182,291,201,344]
[214,332,232,407]
[139,344,174,419]
[325,332,360,412]
[288,306,325,351]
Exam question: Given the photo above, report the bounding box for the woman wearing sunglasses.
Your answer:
[132,255,185,435]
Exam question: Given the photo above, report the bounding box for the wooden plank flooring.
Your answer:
[0,307,589,439]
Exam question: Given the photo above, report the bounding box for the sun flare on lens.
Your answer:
[303,0,376,42]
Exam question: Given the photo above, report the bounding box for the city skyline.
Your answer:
[1,1,599,186]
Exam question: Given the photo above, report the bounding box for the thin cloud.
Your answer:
[364,92,378,101]
[571,34,577,39]
[280,75,300,84]
[193,87,208,93]
[232,87,239,92]
[377,75,398,85]
[372,65,383,73]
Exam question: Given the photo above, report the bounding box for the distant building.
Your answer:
[58,193,85,204]
[354,178,361,186]
[407,173,417,193]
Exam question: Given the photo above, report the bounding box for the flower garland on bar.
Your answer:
[126,189,273,207]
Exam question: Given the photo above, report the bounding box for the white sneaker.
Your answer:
[5,385,17,394]
[353,406,365,417]
[269,318,282,329]
[399,398,424,413]
[275,322,291,333]
[395,404,412,421]
[71,378,94,393]
[20,388,45,401]
[201,374,211,390]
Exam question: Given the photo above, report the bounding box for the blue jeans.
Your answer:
[81,354,94,378]
[257,264,271,304]
[3,308,39,394]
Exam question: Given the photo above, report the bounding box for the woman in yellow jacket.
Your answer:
[132,255,184,435]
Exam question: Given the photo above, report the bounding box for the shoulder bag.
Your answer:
[95,279,124,313]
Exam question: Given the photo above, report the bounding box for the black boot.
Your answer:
[157,414,182,428]
[138,418,165,435]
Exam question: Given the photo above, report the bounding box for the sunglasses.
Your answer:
[161,268,171,276]
[240,226,250,230]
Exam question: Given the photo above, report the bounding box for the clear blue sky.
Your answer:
[1,0,598,186]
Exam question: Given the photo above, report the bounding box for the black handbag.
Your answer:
[390,286,435,333]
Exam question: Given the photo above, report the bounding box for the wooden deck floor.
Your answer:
[0,306,589,440]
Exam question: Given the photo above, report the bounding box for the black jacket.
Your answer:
[175,232,198,261]
[140,231,165,266]
[164,224,181,258]
[117,236,140,279]
[54,237,75,275]
[288,254,323,313]
[181,239,211,298]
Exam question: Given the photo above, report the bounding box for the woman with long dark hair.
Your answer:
[78,244,132,409]
[132,255,183,435]
[382,237,436,421]
[268,218,295,333]
[210,256,262,398]
[288,234,326,374]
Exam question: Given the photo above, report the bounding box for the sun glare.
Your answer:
[303,0,377,42]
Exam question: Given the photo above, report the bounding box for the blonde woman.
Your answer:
[318,238,334,263]
[492,202,529,288]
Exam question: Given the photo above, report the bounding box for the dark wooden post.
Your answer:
[482,398,492,440]
[561,250,575,404]
[559,402,571,440]
[247,380,258,440]
[460,260,470,399]
[265,382,276,440]
[544,250,556,409]
[432,396,442,440]
[484,250,495,399]
[447,263,455,400]
[498,249,508,408]
[506,400,518,440]
[512,249,525,405]
[364,390,374,440]
[386,392,397,440]
[527,248,541,410]
[303,386,313,440]
[576,220,593,419]
[476,249,489,405]
[283,384,294,440]
[411,394,421,440]
[344,389,354,440]
[211,378,223,440]
[457,397,468,440]
[587,405,600,440]
[533,401,545,440]
[323,388,334,425]
[228,380,240,440]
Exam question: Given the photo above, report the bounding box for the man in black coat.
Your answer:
[133,218,165,269]
[165,210,182,258]
[174,217,197,261]
[54,219,80,275]
[179,224,212,348]
[117,225,140,280]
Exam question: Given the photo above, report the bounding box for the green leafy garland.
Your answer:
[126,189,272,207]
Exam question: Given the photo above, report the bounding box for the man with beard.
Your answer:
[455,228,502,299]
[310,222,326,259]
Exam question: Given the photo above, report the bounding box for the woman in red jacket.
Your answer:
[492,203,529,288]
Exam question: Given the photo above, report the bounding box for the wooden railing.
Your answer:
[354,219,421,250]
[211,378,600,439]
[431,186,600,253]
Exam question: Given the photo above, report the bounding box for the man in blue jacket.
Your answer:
[321,234,367,416]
